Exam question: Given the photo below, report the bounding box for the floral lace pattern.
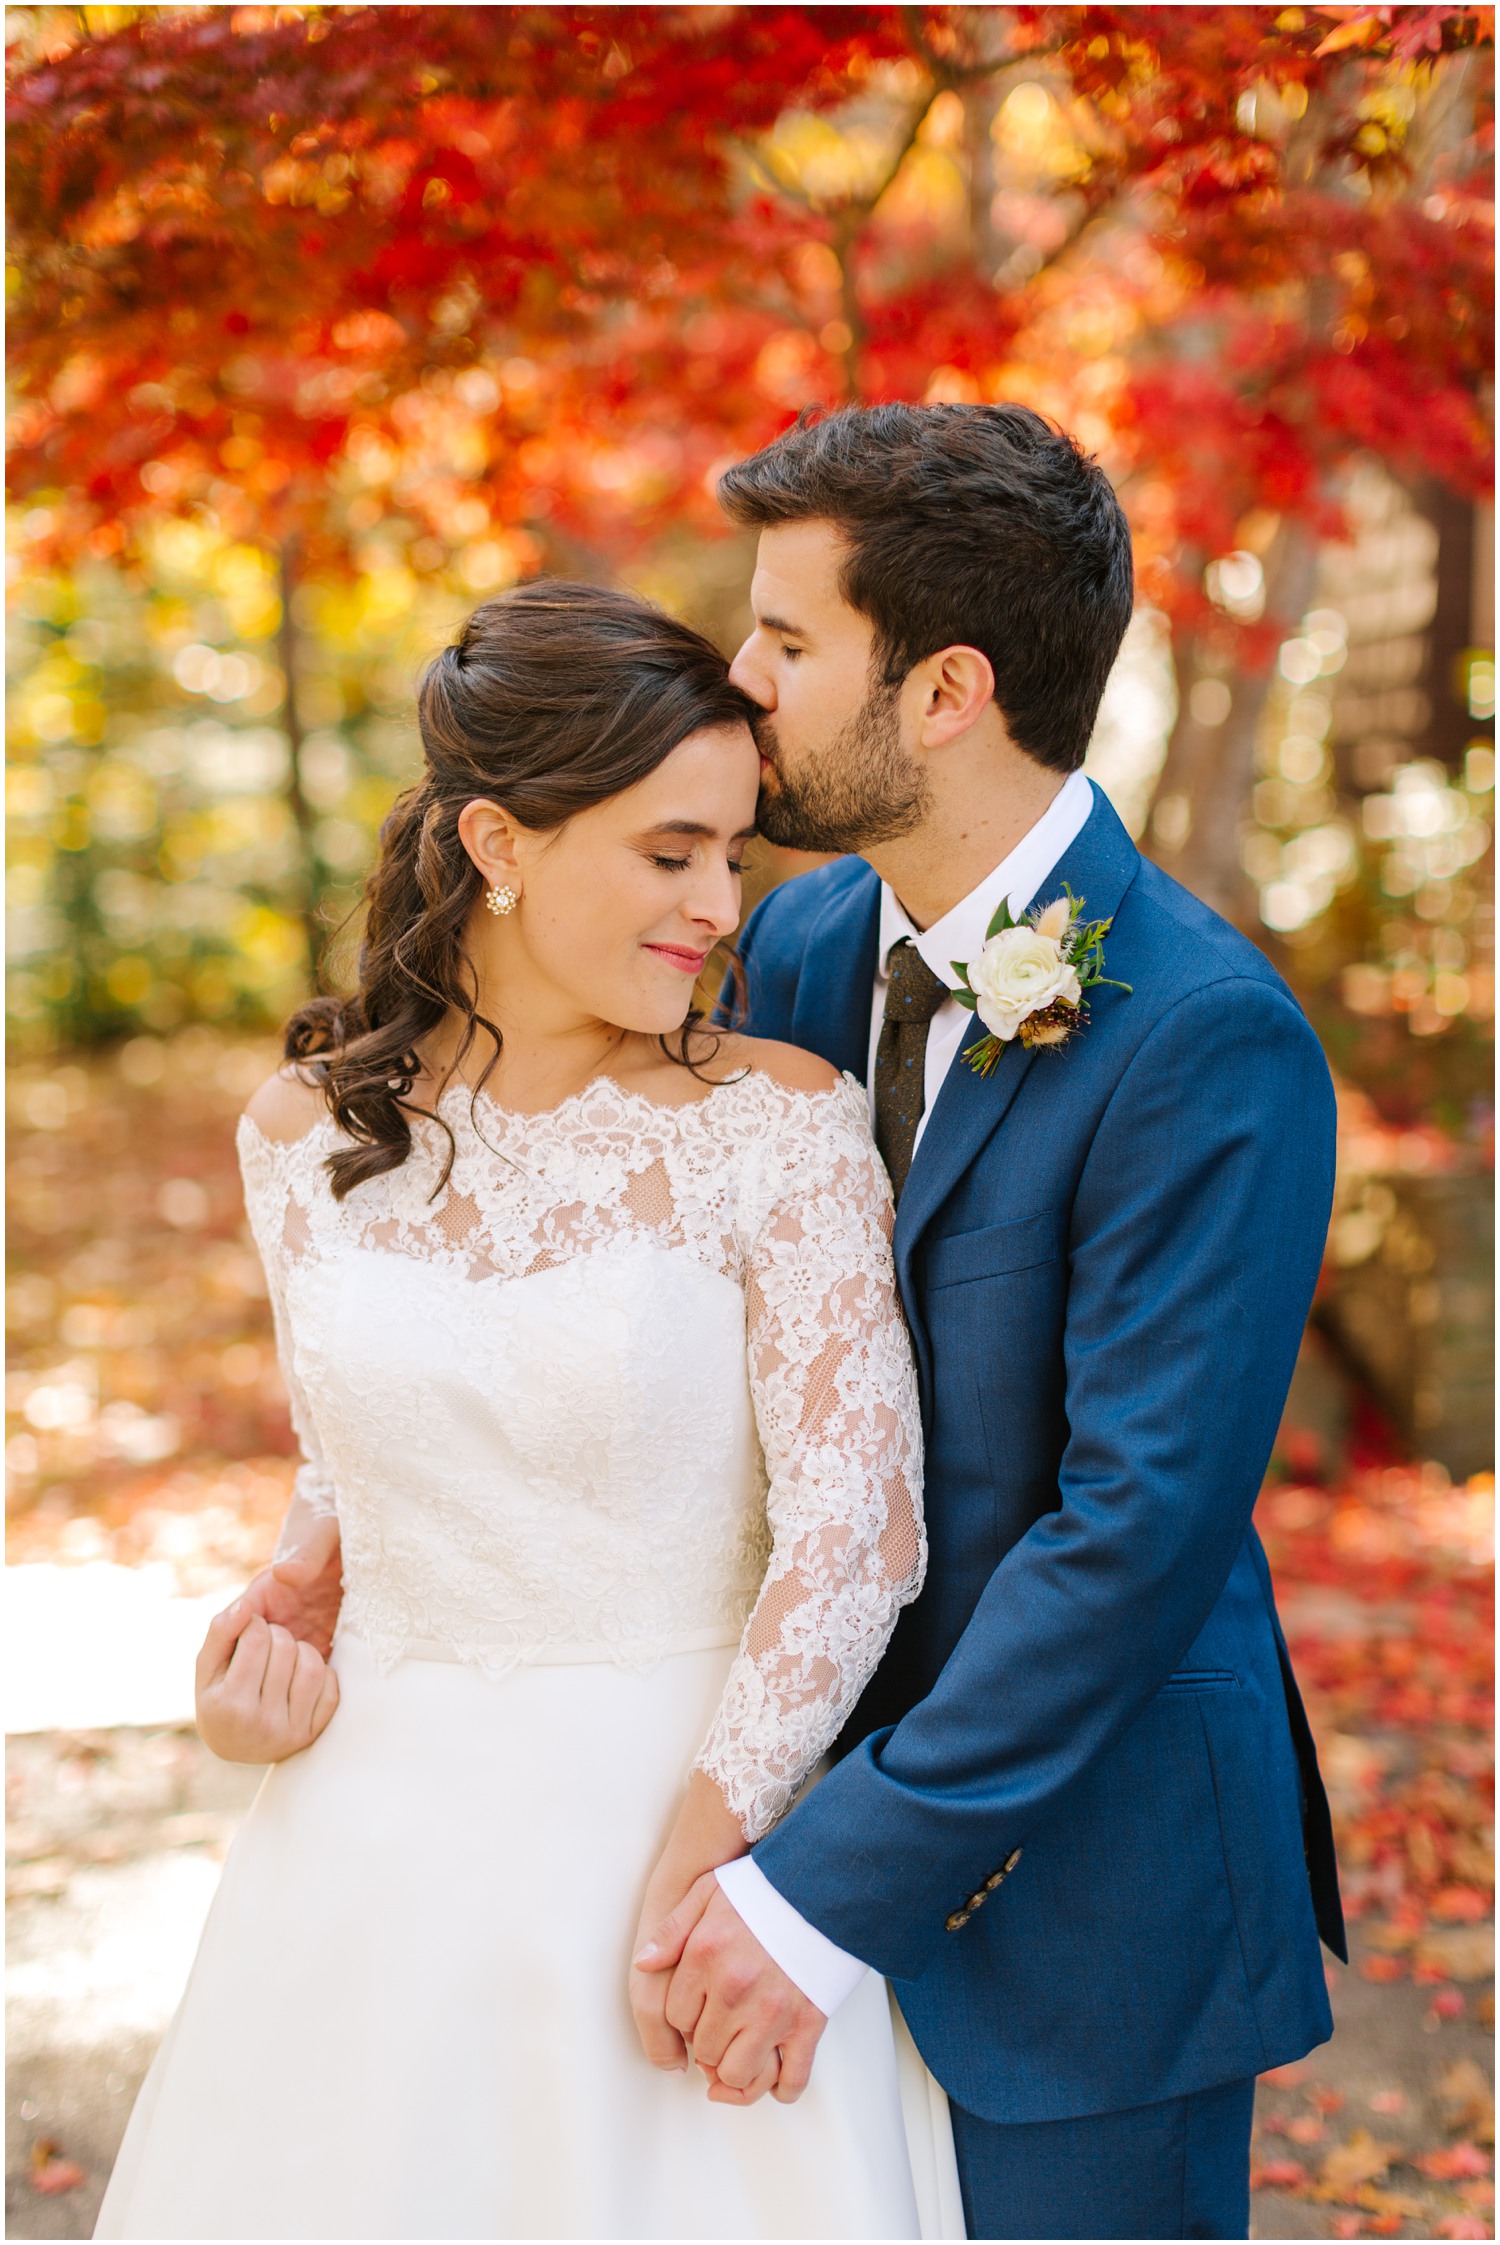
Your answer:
[238,1069,925,1839]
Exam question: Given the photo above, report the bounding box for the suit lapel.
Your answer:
[893,1021,1039,1292]
[894,790,1142,1288]
[789,864,881,1084]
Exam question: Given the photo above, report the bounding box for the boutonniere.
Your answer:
[952,889,1131,1077]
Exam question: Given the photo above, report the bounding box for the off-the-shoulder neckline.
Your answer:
[237,1065,863,1151]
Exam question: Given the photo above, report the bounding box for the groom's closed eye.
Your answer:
[756,612,808,657]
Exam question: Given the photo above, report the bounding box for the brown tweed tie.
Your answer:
[873,938,952,1201]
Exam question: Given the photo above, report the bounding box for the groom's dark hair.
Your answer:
[718,403,1134,775]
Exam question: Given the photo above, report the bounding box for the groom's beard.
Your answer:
[754,680,930,854]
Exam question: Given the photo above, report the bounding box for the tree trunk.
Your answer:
[832,213,865,401]
[1148,520,1319,925]
[276,538,326,991]
[1417,478,1480,771]
[963,83,1003,279]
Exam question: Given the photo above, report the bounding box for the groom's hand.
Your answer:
[236,1514,344,1658]
[637,1874,828,2105]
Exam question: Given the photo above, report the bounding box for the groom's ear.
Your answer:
[915,645,996,748]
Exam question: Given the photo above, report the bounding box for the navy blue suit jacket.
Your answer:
[737,790,1345,2127]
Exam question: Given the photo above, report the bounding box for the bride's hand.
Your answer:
[629,1771,750,2077]
[194,1597,340,1763]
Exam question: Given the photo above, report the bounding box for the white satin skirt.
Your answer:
[95,1634,964,2240]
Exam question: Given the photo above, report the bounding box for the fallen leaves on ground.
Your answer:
[1252,1463,1493,2236]
[1317,2131,1405,2199]
[29,2139,85,2194]
[1415,2145,1495,2182]
[1253,2155,1313,2190]
[1355,2185,1431,2221]
[1256,1474,1493,1955]
[1438,2059,1495,2144]
[7,1040,292,1592]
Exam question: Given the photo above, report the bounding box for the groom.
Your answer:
[636,402,1345,2240]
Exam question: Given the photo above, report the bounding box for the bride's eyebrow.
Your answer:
[637,821,763,844]
[638,819,758,841]
[758,611,806,639]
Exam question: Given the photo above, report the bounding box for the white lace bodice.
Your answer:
[237,1067,925,1840]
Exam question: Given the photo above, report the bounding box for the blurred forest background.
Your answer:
[4,6,1495,2238]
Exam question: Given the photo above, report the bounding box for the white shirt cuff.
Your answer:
[713,1857,869,2018]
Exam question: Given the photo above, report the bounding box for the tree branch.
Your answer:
[899,7,1067,87]
[998,181,1125,293]
[276,537,327,992]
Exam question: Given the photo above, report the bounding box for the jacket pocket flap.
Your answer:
[926,1213,1060,1288]
[1158,1669,1241,1696]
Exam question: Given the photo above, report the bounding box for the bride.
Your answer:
[95,581,962,2241]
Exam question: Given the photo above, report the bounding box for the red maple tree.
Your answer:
[10,6,1490,559]
[7,4,1493,932]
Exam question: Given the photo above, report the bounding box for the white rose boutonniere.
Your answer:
[952,889,1130,1076]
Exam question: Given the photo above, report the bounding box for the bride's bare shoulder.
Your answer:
[709,1033,840,1096]
[242,1065,329,1144]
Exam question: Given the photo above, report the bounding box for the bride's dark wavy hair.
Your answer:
[285,580,757,1200]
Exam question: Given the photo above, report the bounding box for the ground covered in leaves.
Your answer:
[5,1036,1494,2240]
[1253,1475,1494,2238]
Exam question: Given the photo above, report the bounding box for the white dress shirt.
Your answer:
[715,770,1095,2016]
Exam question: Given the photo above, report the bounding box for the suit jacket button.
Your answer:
[945,1909,970,1931]
[967,1891,986,1911]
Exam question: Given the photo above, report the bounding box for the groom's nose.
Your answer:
[729,638,775,709]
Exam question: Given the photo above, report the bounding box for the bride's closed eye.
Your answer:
[650,853,747,875]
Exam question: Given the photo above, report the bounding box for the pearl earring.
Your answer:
[484,883,518,917]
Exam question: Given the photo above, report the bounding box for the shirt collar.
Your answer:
[876,770,1095,990]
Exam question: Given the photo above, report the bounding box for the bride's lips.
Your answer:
[643,943,709,974]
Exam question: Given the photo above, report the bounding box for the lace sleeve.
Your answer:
[236,1118,339,1562]
[694,1077,926,1842]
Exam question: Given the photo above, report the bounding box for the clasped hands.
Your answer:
[628,1773,828,2108]
[194,1515,343,1764]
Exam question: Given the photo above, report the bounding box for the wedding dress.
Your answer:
[95,1068,964,2241]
